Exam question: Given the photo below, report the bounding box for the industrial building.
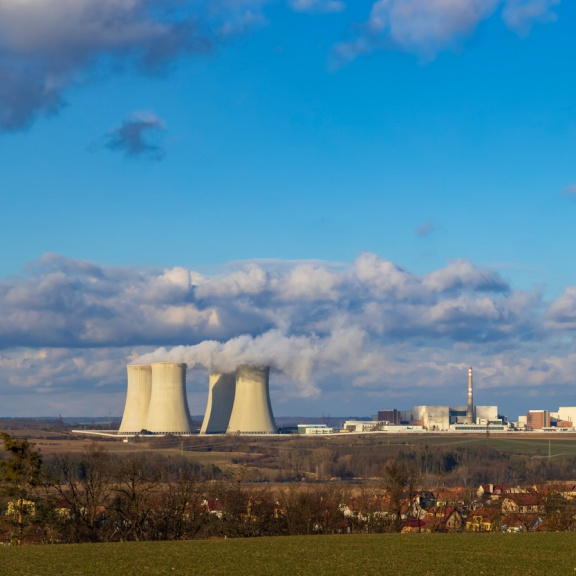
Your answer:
[373,367,503,431]
[342,420,425,433]
[226,365,277,434]
[526,410,551,430]
[376,409,400,425]
[298,424,333,435]
[400,405,500,431]
[114,361,576,439]
[119,362,277,436]
[145,363,192,434]
[200,365,278,435]
[200,372,236,434]
[552,407,576,427]
[119,364,152,434]
[118,362,193,435]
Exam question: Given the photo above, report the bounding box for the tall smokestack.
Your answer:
[145,363,192,434]
[119,365,152,434]
[200,372,236,434]
[467,366,474,425]
[227,365,277,434]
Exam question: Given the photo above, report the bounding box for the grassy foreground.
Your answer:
[2,533,576,576]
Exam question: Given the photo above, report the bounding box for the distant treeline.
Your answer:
[3,432,576,544]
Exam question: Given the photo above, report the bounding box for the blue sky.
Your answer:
[1,0,576,420]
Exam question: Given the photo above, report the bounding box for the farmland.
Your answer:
[2,533,575,576]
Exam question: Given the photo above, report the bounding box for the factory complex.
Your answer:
[75,365,576,438]
[115,362,277,437]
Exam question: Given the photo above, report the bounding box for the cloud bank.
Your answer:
[2,252,576,415]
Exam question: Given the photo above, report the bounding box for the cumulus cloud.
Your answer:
[2,252,576,415]
[546,286,576,330]
[0,253,226,348]
[334,0,560,63]
[104,112,167,160]
[423,259,510,294]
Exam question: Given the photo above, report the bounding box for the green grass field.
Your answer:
[376,434,576,458]
[2,533,575,576]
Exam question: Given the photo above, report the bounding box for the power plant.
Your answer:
[119,362,193,435]
[226,365,277,434]
[145,363,192,434]
[105,363,576,437]
[119,364,152,434]
[200,372,236,434]
[119,363,277,436]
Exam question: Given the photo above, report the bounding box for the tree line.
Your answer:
[3,433,576,544]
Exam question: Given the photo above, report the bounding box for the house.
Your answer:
[466,507,501,532]
[477,484,493,498]
[501,514,541,532]
[401,518,428,533]
[491,485,512,499]
[436,488,466,507]
[426,506,464,532]
[501,494,544,515]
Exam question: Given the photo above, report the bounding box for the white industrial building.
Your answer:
[200,372,236,434]
[119,365,152,434]
[298,424,333,435]
[342,420,425,433]
[119,362,193,435]
[119,362,278,437]
[145,363,193,434]
[451,423,507,432]
[410,405,499,431]
[226,365,277,434]
[552,407,576,425]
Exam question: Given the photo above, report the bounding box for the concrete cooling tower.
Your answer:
[144,362,193,434]
[119,365,152,434]
[227,365,277,434]
[200,372,236,434]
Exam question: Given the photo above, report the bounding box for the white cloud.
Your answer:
[502,0,560,34]
[0,0,563,129]
[2,252,576,416]
[546,286,576,330]
[0,0,269,130]
[423,259,509,293]
[334,0,560,63]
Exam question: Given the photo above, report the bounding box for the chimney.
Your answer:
[467,366,474,425]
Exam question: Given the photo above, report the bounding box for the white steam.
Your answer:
[135,327,370,397]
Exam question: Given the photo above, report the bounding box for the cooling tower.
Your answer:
[227,365,277,434]
[144,362,192,434]
[119,365,152,434]
[200,372,236,434]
